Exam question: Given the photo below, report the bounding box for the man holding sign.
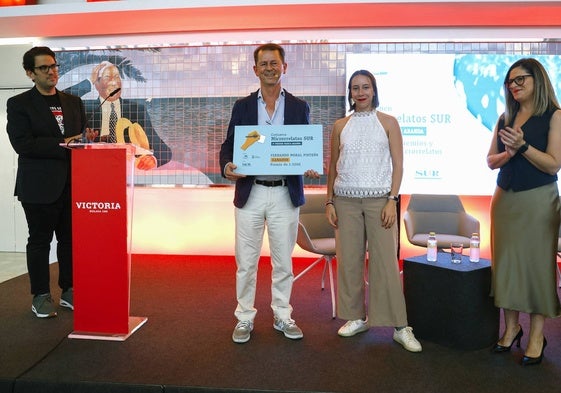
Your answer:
[220,43,319,344]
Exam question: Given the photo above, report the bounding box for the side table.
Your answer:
[403,252,499,350]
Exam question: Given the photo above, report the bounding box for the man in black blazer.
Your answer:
[7,46,90,318]
[220,43,319,343]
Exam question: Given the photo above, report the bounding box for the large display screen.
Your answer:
[346,54,561,196]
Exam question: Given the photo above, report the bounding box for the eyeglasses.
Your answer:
[33,64,60,73]
[505,74,533,87]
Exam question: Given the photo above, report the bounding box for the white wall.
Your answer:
[0,89,27,252]
[0,44,33,252]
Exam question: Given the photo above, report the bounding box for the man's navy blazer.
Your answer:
[6,87,86,204]
[219,90,310,208]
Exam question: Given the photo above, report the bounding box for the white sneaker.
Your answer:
[393,326,422,352]
[338,318,369,337]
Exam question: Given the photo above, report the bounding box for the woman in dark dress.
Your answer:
[487,58,561,366]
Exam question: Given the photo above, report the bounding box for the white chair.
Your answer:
[294,193,336,318]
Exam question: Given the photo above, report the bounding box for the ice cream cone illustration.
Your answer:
[241,130,261,151]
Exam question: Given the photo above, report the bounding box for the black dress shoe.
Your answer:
[491,325,523,353]
[522,337,547,366]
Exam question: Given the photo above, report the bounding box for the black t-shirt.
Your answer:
[43,93,65,135]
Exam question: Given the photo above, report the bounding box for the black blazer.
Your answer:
[219,90,310,208]
[6,87,86,204]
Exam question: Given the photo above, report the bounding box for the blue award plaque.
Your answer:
[233,124,323,175]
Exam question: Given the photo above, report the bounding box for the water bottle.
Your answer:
[427,232,437,262]
[469,233,480,263]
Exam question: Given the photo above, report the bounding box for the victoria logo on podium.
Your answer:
[75,201,122,214]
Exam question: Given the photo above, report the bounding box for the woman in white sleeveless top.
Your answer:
[325,70,421,352]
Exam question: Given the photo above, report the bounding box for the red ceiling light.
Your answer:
[0,0,36,5]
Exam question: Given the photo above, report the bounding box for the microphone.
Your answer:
[107,87,121,98]
[75,88,122,144]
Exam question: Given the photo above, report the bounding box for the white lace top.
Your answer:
[334,110,392,198]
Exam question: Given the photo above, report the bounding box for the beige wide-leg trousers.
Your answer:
[335,196,408,327]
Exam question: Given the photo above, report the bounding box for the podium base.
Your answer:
[68,316,148,341]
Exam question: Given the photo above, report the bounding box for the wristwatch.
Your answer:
[518,141,529,154]
[387,195,399,201]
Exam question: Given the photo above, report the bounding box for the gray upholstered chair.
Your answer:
[294,193,336,318]
[403,194,480,250]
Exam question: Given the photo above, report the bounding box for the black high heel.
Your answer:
[491,325,523,353]
[522,337,547,366]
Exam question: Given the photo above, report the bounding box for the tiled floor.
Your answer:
[0,252,27,284]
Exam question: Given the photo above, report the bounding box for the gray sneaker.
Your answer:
[232,320,253,343]
[60,288,74,310]
[32,294,57,318]
[273,317,303,340]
